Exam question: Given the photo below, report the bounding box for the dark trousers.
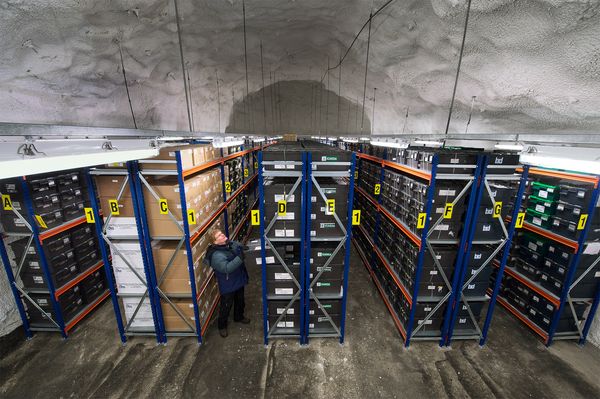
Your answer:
[218,287,245,329]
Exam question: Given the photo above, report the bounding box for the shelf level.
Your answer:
[39,215,87,241]
[65,290,110,333]
[354,239,407,340]
[201,295,220,336]
[494,260,560,307]
[54,260,105,299]
[517,167,599,187]
[182,145,263,178]
[356,152,432,182]
[355,186,421,247]
[495,293,549,343]
[357,224,413,306]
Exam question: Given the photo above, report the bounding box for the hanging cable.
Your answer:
[260,42,268,134]
[232,88,237,131]
[464,95,476,134]
[401,106,409,134]
[173,0,193,132]
[242,0,250,132]
[325,57,330,138]
[216,69,221,133]
[117,41,137,129]
[444,0,473,136]
[371,87,377,136]
[360,13,373,134]
[187,68,195,131]
[337,54,342,132]
[319,0,395,83]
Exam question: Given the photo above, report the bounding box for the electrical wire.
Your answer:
[173,0,193,132]
[117,42,137,129]
[260,42,268,134]
[444,0,473,136]
[360,13,373,134]
[319,0,395,83]
[242,0,251,132]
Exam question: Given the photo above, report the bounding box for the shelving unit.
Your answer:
[352,145,522,347]
[89,141,266,344]
[255,141,356,345]
[490,166,600,345]
[0,170,110,339]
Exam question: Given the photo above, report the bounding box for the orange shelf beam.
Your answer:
[201,296,220,336]
[355,186,421,247]
[356,152,432,182]
[55,260,105,299]
[183,145,262,178]
[65,291,110,333]
[357,224,412,306]
[378,205,421,247]
[517,167,599,187]
[522,222,578,252]
[196,271,215,302]
[39,216,87,241]
[354,231,406,339]
[495,294,548,343]
[493,260,560,307]
[383,160,432,182]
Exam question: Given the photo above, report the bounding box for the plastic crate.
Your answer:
[531,181,559,201]
[525,208,553,229]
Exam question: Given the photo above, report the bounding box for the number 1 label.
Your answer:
[251,210,260,225]
[352,210,361,225]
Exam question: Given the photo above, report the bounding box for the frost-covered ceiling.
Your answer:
[0,0,599,136]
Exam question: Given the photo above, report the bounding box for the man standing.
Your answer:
[205,229,250,338]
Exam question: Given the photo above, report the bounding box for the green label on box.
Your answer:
[322,156,338,161]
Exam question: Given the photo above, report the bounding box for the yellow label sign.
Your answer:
[2,194,12,211]
[159,199,169,215]
[254,161,258,169]
[225,181,232,193]
[577,214,588,230]
[352,210,361,225]
[444,203,454,219]
[35,215,48,229]
[493,201,503,218]
[326,199,335,215]
[354,171,358,180]
[84,208,95,224]
[109,199,120,216]
[515,212,526,228]
[417,213,427,229]
[188,209,197,225]
[251,210,260,225]
[278,201,287,216]
[374,184,381,195]
[244,168,249,178]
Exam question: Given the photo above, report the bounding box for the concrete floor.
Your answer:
[1,245,600,399]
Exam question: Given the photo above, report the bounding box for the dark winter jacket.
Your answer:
[204,240,249,294]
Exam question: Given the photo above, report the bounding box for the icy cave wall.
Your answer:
[0,0,599,136]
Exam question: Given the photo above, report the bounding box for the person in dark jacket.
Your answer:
[205,229,250,338]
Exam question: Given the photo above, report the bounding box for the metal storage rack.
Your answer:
[88,142,265,344]
[257,142,356,345]
[490,167,600,346]
[0,171,110,339]
[444,158,528,345]
[88,162,163,343]
[352,146,521,347]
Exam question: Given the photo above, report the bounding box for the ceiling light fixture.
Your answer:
[494,143,524,151]
[212,139,244,148]
[371,140,408,149]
